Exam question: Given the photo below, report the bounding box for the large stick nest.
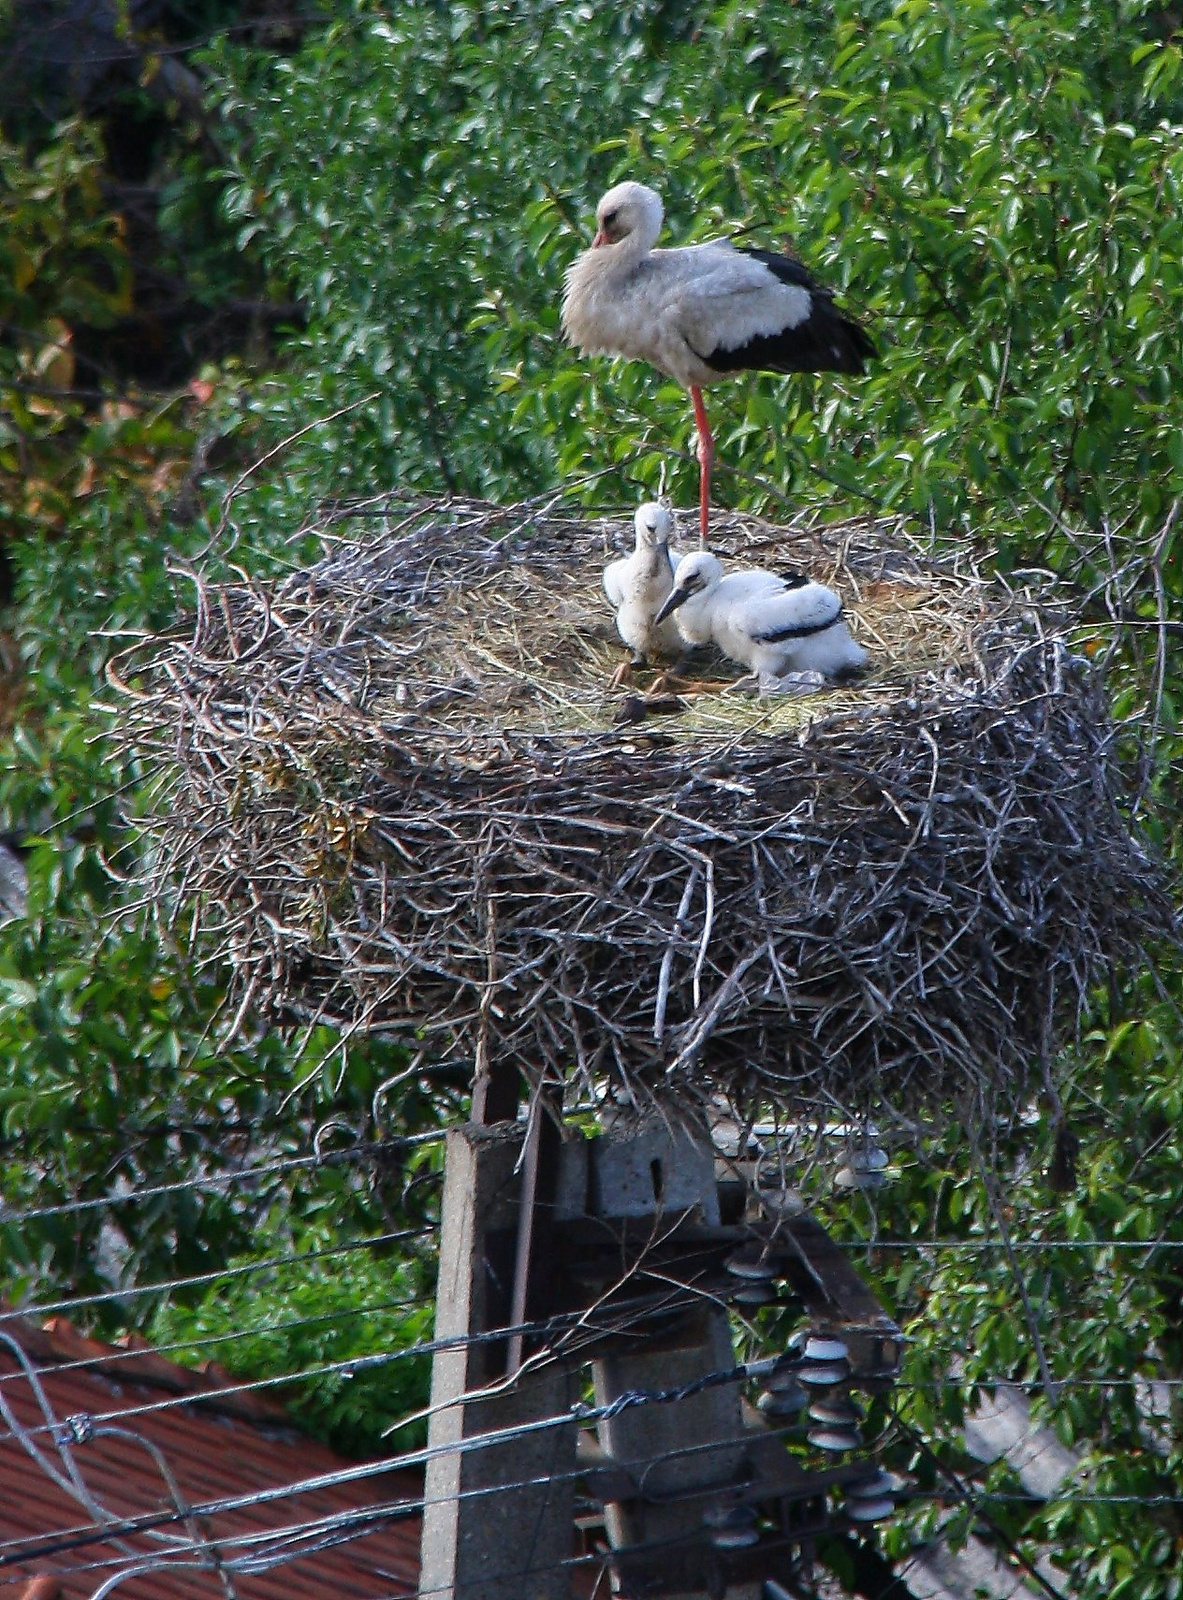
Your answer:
[115,495,1172,1126]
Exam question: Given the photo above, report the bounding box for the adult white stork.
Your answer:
[602,501,683,667]
[654,550,867,681]
[562,180,874,540]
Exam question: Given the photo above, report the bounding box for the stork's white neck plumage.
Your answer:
[561,183,667,360]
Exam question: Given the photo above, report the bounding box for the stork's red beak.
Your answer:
[592,228,609,247]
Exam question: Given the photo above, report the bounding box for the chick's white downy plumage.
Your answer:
[602,502,683,664]
[562,180,874,540]
[654,549,867,681]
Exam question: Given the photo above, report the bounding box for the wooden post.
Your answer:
[419,1122,577,1600]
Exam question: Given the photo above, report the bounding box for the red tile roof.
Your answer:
[0,1307,421,1599]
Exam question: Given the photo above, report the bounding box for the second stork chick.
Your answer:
[603,502,683,669]
[654,550,867,681]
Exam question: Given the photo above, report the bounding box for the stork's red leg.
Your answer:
[690,384,713,544]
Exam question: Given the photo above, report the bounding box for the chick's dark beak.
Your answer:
[654,586,691,625]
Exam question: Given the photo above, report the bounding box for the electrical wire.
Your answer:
[0,1335,241,1598]
[27,1439,1181,1600]
[2,1208,737,1447]
[5,1346,1179,1600]
[5,1256,1183,1449]
[890,1410,1070,1600]
[3,1122,1181,1590]
[0,1212,1174,1397]
[6,1149,1180,1249]
[0,1270,718,1448]
[20,1445,1182,1587]
[834,1236,1183,1251]
[6,1307,1179,1581]
[49,1508,606,1600]
[0,1222,435,1328]
[0,1288,428,1392]
[0,1337,802,1567]
[0,1400,836,1573]
[0,1130,446,1226]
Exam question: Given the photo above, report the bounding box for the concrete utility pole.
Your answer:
[419,1099,902,1600]
[419,1119,577,1600]
[584,1123,761,1600]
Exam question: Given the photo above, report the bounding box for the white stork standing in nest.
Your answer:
[562,180,875,541]
[654,550,867,682]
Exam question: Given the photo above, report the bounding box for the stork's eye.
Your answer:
[602,208,619,231]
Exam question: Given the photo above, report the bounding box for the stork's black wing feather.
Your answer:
[739,248,818,291]
[751,601,844,643]
[701,247,875,377]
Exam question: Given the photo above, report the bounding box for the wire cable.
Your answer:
[6,1273,1183,1453]
[0,1403,819,1572]
[0,1223,435,1328]
[0,1265,734,1446]
[15,1289,1172,1579]
[0,1343,793,1566]
[0,1130,446,1227]
[4,1349,1177,1594]
[0,1288,427,1393]
[3,1145,1180,1590]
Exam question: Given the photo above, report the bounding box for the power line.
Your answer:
[0,1334,427,1458]
[4,1223,1179,1340]
[0,1289,430,1393]
[6,1307,1182,1578]
[0,1223,435,1328]
[0,1345,800,1565]
[0,1298,605,1453]
[33,1485,608,1600]
[4,1139,1181,1586]
[890,1373,1183,1389]
[0,1397,863,1573]
[5,1330,1181,1597]
[16,1441,1183,1599]
[832,1236,1183,1251]
[7,1148,1179,1250]
[4,1247,1182,1435]
[0,1275,709,1448]
[890,1410,1069,1600]
[0,1130,446,1226]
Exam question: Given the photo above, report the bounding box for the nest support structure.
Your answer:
[116,496,1173,1136]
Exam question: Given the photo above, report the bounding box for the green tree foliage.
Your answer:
[210,0,1183,576]
[821,995,1183,1600]
[0,121,134,537]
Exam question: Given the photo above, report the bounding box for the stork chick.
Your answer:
[602,502,683,671]
[654,550,867,681]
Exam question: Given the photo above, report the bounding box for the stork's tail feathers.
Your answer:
[838,311,876,373]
